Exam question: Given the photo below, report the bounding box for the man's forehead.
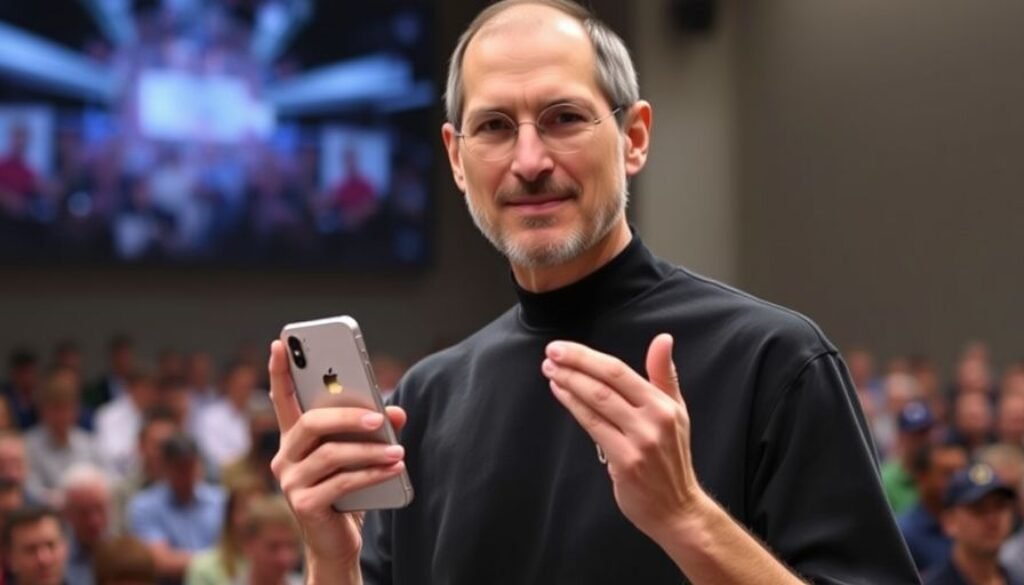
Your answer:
[476,4,588,44]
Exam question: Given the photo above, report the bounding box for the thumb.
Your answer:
[646,333,682,401]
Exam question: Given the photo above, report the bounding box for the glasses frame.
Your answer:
[455,104,624,162]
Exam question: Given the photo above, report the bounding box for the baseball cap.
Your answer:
[898,401,935,433]
[944,463,1016,507]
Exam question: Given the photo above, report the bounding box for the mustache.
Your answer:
[496,177,581,203]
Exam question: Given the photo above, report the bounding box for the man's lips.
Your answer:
[503,195,573,210]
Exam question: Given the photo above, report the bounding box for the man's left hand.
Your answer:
[541,334,703,539]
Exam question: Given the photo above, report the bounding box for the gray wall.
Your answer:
[635,0,1023,371]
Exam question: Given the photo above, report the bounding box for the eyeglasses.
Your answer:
[456,104,622,162]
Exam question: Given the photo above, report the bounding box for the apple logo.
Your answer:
[323,368,343,395]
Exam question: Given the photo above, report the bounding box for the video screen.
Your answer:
[0,1,435,269]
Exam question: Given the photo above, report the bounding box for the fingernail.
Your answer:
[384,445,405,460]
[362,412,384,428]
[541,359,556,375]
[547,342,565,360]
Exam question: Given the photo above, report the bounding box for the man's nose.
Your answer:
[510,124,554,182]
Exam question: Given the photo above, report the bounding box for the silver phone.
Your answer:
[280,315,413,511]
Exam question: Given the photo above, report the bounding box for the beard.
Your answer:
[464,171,629,269]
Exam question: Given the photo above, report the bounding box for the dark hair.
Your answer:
[909,439,965,475]
[94,535,156,585]
[8,349,37,370]
[2,505,61,550]
[156,374,187,393]
[138,407,179,443]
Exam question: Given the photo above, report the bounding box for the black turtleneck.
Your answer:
[362,235,919,585]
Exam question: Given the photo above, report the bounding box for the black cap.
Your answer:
[944,463,1016,507]
[898,401,935,433]
[160,433,199,463]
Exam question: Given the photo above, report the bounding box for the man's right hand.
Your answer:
[268,340,408,582]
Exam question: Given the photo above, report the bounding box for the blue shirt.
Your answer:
[128,482,226,552]
[899,502,951,574]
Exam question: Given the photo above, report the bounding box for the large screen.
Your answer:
[0,1,435,269]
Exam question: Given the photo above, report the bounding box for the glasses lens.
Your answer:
[537,104,596,153]
[463,113,516,161]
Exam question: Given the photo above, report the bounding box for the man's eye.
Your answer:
[474,118,514,134]
[545,109,588,126]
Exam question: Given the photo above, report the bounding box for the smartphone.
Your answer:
[280,315,414,511]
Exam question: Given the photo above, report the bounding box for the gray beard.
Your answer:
[464,181,629,269]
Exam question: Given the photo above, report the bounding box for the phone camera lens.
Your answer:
[287,336,307,369]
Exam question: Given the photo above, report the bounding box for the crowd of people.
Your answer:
[0,335,407,585]
[1,333,1021,584]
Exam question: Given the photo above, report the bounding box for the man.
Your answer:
[949,392,996,454]
[25,369,103,502]
[925,463,1021,584]
[2,506,68,585]
[127,433,225,582]
[112,409,179,534]
[85,335,136,410]
[269,1,919,583]
[195,363,259,469]
[0,430,44,503]
[883,401,938,515]
[901,440,971,573]
[59,463,114,585]
[94,370,159,478]
[236,496,303,585]
[2,349,40,430]
[998,393,1024,447]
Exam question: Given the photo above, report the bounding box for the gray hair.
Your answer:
[59,462,110,495]
[444,0,639,129]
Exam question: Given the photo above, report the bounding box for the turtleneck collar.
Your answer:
[513,232,667,331]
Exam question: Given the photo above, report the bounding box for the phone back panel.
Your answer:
[280,316,413,511]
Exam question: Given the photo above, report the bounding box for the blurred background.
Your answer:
[0,0,1021,581]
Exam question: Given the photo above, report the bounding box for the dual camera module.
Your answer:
[287,336,307,369]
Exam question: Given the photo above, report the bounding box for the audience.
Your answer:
[1,334,1020,584]
[127,433,225,582]
[3,506,68,585]
[60,463,115,585]
[93,535,157,585]
[925,463,1019,584]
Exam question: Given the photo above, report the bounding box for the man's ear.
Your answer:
[442,122,467,192]
[621,100,652,177]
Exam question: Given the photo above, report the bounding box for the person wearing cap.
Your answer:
[884,400,939,515]
[127,432,226,583]
[924,462,1021,584]
[900,439,970,573]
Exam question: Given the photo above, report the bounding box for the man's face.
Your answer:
[245,524,300,579]
[443,5,635,268]
[944,493,1015,557]
[920,447,968,503]
[954,393,993,439]
[0,438,27,482]
[64,484,110,546]
[7,517,68,585]
[140,421,177,478]
[41,401,77,435]
[998,396,1024,442]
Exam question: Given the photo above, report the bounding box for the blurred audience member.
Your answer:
[2,506,68,585]
[951,342,997,397]
[93,535,157,585]
[0,476,25,521]
[95,370,159,478]
[51,341,84,382]
[949,392,997,454]
[1004,364,1024,399]
[185,352,218,410]
[3,348,40,429]
[0,430,43,502]
[0,398,14,432]
[977,445,1024,510]
[874,372,922,458]
[847,347,882,398]
[900,440,969,573]
[184,476,265,585]
[221,396,279,493]
[0,124,40,218]
[234,496,302,585]
[882,401,937,515]
[910,355,947,428]
[195,363,258,469]
[60,463,114,585]
[156,375,195,436]
[128,433,225,582]
[25,369,103,501]
[157,349,185,381]
[86,335,136,409]
[112,410,179,534]
[925,463,1019,584]
[998,393,1024,448]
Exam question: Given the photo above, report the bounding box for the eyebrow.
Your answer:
[465,97,596,119]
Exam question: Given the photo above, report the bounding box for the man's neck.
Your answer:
[511,219,631,293]
[952,545,1004,585]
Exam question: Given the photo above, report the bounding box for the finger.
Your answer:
[645,333,682,402]
[288,462,406,518]
[278,407,388,463]
[269,340,302,432]
[385,405,408,434]
[549,380,632,463]
[542,358,644,436]
[546,341,649,406]
[279,441,406,494]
